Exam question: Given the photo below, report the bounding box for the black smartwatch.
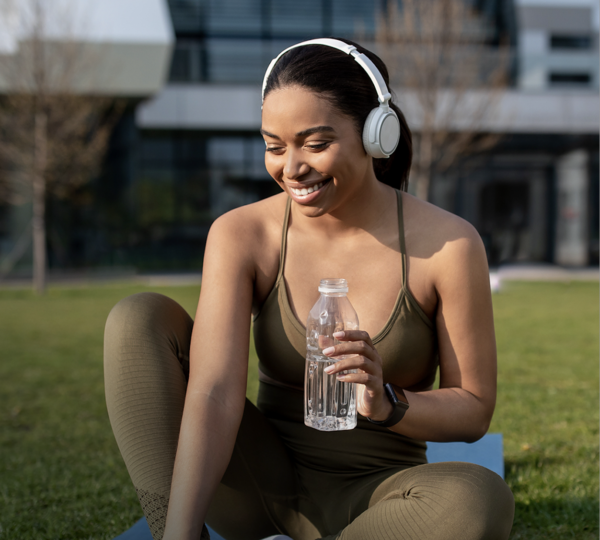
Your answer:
[367,383,409,427]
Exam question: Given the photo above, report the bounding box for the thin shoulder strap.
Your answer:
[277,197,292,282]
[396,190,407,288]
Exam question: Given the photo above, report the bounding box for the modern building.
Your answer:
[0,0,597,275]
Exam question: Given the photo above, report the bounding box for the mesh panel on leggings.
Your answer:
[135,488,211,540]
[136,488,169,539]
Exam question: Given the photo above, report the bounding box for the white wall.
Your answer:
[0,0,174,96]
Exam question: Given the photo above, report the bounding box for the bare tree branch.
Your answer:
[374,0,509,201]
[0,0,124,293]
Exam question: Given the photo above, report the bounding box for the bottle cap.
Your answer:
[318,278,348,294]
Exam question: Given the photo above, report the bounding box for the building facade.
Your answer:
[0,0,597,274]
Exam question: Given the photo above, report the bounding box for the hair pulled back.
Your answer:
[263,38,412,191]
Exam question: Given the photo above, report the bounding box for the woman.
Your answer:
[104,38,514,540]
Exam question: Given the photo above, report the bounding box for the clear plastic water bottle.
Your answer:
[304,278,359,431]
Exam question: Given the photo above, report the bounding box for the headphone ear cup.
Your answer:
[362,106,401,159]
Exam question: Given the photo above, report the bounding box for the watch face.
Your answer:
[396,387,409,405]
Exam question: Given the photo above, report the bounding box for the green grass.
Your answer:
[489,281,599,539]
[0,281,597,539]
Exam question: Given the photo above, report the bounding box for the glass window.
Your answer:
[169,41,206,82]
[249,138,269,180]
[207,0,262,36]
[206,38,267,82]
[169,0,206,35]
[270,0,324,38]
[140,137,173,168]
[550,35,592,50]
[208,138,246,177]
[332,0,379,39]
[549,73,591,86]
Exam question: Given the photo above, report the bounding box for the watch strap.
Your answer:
[367,383,409,427]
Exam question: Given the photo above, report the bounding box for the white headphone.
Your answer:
[262,38,400,159]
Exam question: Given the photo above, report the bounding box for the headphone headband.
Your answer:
[261,38,392,105]
[261,38,400,159]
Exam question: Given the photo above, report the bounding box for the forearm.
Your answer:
[389,386,494,443]
[163,386,245,539]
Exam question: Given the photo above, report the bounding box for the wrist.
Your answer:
[367,383,410,428]
[369,396,394,422]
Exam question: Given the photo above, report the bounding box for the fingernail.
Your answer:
[324,365,335,373]
[336,374,345,381]
[322,347,335,355]
[333,331,345,339]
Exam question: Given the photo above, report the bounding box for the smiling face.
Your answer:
[261,85,377,217]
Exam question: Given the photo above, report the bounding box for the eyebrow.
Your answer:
[260,125,336,140]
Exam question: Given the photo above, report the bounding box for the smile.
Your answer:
[289,179,330,197]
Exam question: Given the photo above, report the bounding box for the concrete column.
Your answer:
[555,150,589,266]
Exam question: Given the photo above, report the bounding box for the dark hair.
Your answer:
[263,38,412,191]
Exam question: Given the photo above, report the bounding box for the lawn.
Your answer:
[0,281,597,539]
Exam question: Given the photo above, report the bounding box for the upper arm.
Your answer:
[188,209,258,409]
[432,219,497,415]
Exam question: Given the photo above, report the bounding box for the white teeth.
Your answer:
[290,180,327,197]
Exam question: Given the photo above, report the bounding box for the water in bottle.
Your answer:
[304,278,359,431]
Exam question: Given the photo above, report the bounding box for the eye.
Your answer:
[265,145,284,154]
[305,142,329,151]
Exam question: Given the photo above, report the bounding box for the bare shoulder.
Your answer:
[209,193,286,241]
[401,192,488,289]
[402,191,480,243]
[205,193,287,275]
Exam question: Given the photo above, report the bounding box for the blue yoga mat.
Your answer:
[426,432,504,478]
[114,433,504,540]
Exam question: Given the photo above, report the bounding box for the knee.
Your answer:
[104,292,193,373]
[105,292,178,337]
[385,463,514,540]
[435,463,515,540]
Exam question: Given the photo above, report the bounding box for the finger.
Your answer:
[334,371,381,387]
[322,340,377,362]
[332,329,374,348]
[323,355,380,376]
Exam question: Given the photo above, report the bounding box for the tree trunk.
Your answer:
[416,130,433,202]
[33,111,47,295]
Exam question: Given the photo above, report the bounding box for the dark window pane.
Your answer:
[271,0,324,38]
[549,72,591,85]
[206,38,268,82]
[332,0,378,38]
[169,0,205,35]
[169,41,206,82]
[169,45,191,81]
[140,138,173,168]
[550,35,592,50]
[207,0,262,36]
[249,138,269,180]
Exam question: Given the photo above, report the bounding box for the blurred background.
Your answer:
[0,0,598,287]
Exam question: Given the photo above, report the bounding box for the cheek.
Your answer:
[264,153,282,182]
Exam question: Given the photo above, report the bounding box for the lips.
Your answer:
[288,178,331,199]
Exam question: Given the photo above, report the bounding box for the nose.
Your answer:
[283,147,310,180]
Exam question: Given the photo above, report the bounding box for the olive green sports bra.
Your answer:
[253,189,439,391]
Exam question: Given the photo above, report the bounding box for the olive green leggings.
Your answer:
[104,292,514,540]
